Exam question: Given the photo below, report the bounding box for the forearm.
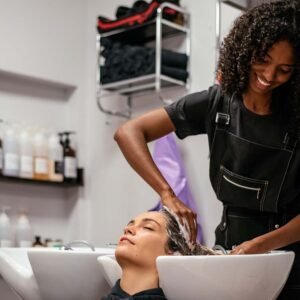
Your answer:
[114,108,176,198]
[232,214,300,254]
[114,124,171,197]
[253,214,300,252]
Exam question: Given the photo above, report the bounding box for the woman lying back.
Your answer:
[102,207,219,300]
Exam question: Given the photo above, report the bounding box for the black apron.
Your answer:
[209,94,300,299]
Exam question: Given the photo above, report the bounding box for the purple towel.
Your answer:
[150,133,203,243]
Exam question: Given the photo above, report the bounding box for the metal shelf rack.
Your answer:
[96,2,190,119]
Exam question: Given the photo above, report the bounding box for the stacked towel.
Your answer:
[100,38,188,84]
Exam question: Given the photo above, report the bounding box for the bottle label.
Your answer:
[21,155,33,173]
[0,148,3,169]
[64,157,77,178]
[55,161,63,175]
[35,157,48,174]
[4,153,19,171]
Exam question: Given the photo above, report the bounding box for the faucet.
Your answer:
[212,244,228,255]
[62,240,95,252]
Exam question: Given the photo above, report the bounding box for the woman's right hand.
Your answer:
[161,188,198,244]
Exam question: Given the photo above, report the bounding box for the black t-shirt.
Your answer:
[164,85,300,212]
[101,279,167,300]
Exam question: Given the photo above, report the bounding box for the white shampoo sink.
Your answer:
[0,248,41,300]
[98,251,294,300]
[0,247,115,300]
[157,251,295,300]
[28,247,115,300]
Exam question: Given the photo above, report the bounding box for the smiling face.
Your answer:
[248,39,295,98]
[115,211,169,270]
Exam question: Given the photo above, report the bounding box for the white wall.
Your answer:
[0,0,240,254]
[0,0,87,244]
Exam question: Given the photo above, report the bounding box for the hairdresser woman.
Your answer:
[114,1,300,298]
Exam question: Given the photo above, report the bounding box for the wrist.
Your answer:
[160,187,175,203]
[252,236,269,253]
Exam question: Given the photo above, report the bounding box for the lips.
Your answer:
[119,236,134,245]
[256,74,271,89]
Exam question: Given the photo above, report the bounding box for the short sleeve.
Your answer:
[164,85,221,139]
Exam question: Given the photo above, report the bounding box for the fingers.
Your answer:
[187,211,197,243]
[168,201,198,243]
[230,248,245,255]
[230,245,245,255]
[177,208,197,243]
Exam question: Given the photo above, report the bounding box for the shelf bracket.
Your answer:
[96,89,132,119]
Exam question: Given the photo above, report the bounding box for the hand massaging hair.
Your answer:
[160,207,219,255]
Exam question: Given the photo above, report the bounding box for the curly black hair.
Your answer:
[217,0,300,136]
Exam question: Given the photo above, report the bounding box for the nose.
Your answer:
[124,226,135,235]
[263,66,276,82]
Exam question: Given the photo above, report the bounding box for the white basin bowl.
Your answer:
[0,248,41,300]
[28,247,115,300]
[0,247,115,300]
[98,255,121,287]
[157,251,295,300]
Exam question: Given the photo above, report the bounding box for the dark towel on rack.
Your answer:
[161,49,187,69]
[100,64,188,84]
[161,65,188,82]
[100,40,188,84]
[101,38,187,69]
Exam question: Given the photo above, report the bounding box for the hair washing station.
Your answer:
[98,251,295,300]
[0,246,294,300]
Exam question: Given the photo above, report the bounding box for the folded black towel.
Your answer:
[100,40,188,84]
[101,39,188,68]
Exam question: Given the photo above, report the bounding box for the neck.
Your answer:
[242,90,272,115]
[119,265,159,295]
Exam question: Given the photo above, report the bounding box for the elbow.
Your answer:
[114,123,131,145]
[114,125,124,144]
[114,120,147,145]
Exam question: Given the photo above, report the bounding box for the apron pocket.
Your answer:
[217,165,269,211]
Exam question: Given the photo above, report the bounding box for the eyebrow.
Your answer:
[127,218,162,227]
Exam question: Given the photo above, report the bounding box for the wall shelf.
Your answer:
[100,74,186,97]
[0,69,77,100]
[0,168,84,188]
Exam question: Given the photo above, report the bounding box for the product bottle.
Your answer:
[16,209,33,247]
[58,132,64,147]
[48,133,63,182]
[32,236,44,247]
[33,131,49,180]
[63,132,77,183]
[0,206,12,247]
[0,120,3,175]
[3,123,20,177]
[19,129,34,179]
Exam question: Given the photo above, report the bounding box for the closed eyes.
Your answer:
[144,226,154,231]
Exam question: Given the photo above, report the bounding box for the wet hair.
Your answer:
[160,207,218,255]
[217,0,300,137]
